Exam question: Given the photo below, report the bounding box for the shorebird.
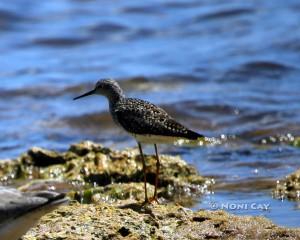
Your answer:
[74,79,204,203]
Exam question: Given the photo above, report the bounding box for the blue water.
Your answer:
[1,0,300,227]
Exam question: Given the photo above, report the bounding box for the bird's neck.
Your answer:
[107,91,124,107]
[108,94,124,124]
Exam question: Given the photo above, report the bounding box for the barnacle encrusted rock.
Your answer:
[21,202,300,240]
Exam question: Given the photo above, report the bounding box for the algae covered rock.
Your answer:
[0,141,209,203]
[292,137,300,147]
[274,168,300,201]
[21,202,300,240]
[26,147,67,166]
[72,182,155,205]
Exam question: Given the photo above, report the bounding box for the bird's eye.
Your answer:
[96,83,102,89]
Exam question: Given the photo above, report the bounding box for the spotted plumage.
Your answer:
[113,98,203,140]
[74,78,204,203]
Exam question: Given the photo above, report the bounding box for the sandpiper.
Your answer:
[74,79,204,203]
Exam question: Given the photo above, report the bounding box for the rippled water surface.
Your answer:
[1,0,300,227]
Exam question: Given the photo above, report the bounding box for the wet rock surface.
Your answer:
[0,141,208,203]
[22,202,300,240]
[1,141,300,239]
[273,138,300,201]
[274,168,300,201]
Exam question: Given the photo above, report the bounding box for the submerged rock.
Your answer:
[22,202,300,240]
[274,168,300,201]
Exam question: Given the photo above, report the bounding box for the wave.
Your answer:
[190,7,255,23]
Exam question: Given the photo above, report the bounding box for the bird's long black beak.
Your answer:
[73,89,96,100]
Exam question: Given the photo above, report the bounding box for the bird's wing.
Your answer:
[114,98,202,139]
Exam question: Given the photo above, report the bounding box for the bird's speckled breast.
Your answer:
[109,101,122,127]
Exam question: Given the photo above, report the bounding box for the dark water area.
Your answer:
[1,0,300,227]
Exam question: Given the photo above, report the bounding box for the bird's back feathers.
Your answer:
[113,98,204,140]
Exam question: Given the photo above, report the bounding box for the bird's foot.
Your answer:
[142,197,159,205]
[148,196,159,204]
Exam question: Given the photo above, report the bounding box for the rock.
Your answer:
[26,147,66,167]
[21,202,300,240]
[1,141,300,239]
[274,168,300,200]
[0,159,21,182]
[292,137,300,147]
[68,140,110,156]
[18,179,79,194]
[71,182,155,205]
[0,141,209,204]
[274,137,300,200]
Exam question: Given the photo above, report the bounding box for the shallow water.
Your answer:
[1,0,300,227]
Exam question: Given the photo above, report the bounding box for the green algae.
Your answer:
[292,137,300,147]
[71,182,155,205]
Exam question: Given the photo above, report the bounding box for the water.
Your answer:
[1,0,300,227]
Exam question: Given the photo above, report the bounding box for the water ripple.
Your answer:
[193,7,255,22]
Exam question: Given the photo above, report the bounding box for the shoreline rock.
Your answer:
[22,201,300,240]
[1,141,300,239]
[273,137,300,201]
[274,168,300,201]
[0,141,209,204]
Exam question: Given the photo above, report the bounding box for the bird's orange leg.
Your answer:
[149,144,160,204]
[138,142,148,203]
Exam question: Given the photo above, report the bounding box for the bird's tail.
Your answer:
[173,130,206,146]
[186,130,205,141]
[174,136,220,147]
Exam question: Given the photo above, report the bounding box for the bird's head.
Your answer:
[73,79,124,101]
